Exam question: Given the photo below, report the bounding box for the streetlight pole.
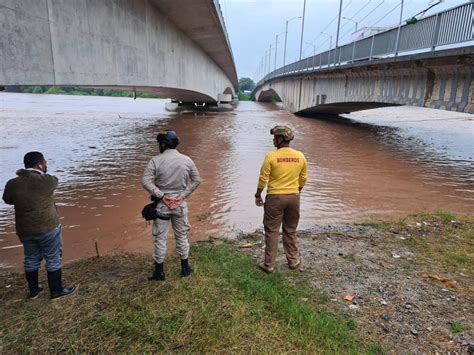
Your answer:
[320,32,333,66]
[394,0,405,56]
[264,51,268,75]
[299,0,307,61]
[334,0,343,66]
[274,32,285,70]
[268,44,273,74]
[342,16,358,33]
[305,41,317,69]
[305,42,316,56]
[283,16,302,66]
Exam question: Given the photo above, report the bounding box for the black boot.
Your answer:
[25,270,43,299]
[148,262,165,281]
[180,258,193,277]
[47,269,76,300]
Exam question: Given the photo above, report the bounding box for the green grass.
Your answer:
[450,322,471,333]
[0,243,380,353]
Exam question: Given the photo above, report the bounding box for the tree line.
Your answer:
[4,86,165,99]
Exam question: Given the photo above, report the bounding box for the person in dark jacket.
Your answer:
[2,152,76,300]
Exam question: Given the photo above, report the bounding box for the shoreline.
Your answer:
[1,212,472,353]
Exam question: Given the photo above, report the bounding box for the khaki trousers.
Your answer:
[152,202,190,263]
[263,194,300,269]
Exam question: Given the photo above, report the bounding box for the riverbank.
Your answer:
[1,213,472,353]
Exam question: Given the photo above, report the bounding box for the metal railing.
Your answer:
[257,2,473,86]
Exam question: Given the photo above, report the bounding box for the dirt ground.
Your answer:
[232,220,474,354]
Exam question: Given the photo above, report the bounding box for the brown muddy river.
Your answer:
[1,93,473,269]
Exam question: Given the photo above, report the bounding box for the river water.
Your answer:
[1,93,472,269]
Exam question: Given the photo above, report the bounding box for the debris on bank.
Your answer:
[233,215,474,354]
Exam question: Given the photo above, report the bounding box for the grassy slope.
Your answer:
[0,243,379,353]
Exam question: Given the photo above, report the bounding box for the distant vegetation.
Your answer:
[238,77,255,101]
[4,86,165,99]
[238,91,255,101]
[238,77,255,91]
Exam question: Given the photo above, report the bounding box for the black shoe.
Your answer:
[180,258,193,277]
[47,269,76,300]
[25,270,44,299]
[148,262,165,281]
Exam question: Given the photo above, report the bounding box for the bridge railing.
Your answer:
[257,1,473,86]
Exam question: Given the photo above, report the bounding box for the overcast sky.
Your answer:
[219,0,468,80]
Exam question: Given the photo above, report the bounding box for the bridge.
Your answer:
[0,0,238,109]
[254,2,474,115]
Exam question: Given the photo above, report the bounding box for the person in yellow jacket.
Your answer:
[255,125,307,273]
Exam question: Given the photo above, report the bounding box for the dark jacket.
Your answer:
[2,169,59,238]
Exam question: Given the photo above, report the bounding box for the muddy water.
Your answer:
[1,93,473,269]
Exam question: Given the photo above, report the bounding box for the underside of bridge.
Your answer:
[257,87,398,114]
[298,102,399,115]
[256,88,281,103]
[0,0,238,106]
[255,47,474,115]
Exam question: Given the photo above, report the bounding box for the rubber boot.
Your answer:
[25,270,43,299]
[47,269,76,300]
[180,258,193,277]
[148,262,165,281]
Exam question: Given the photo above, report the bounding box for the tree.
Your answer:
[239,77,255,92]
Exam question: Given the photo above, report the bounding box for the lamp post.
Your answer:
[394,0,405,56]
[268,44,273,74]
[274,32,285,70]
[283,16,302,66]
[342,16,358,33]
[305,42,316,56]
[334,0,343,66]
[320,32,333,66]
[264,51,268,76]
[299,0,307,61]
[320,32,333,50]
[305,41,317,70]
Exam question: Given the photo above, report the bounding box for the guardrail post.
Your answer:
[369,35,375,60]
[431,13,442,51]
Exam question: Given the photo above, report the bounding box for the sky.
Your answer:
[218,0,468,81]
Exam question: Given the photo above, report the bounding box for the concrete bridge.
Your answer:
[255,3,473,115]
[0,0,238,108]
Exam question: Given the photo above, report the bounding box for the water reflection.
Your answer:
[0,93,472,268]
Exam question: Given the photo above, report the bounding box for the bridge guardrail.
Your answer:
[257,1,473,86]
